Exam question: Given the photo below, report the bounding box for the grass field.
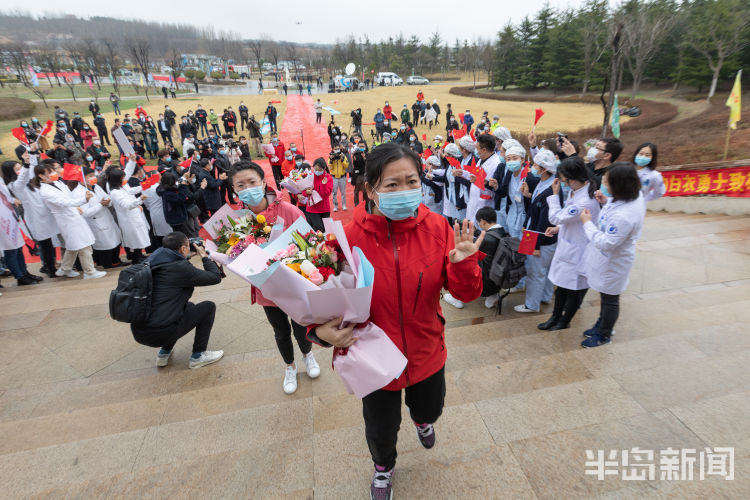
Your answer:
[0,83,191,101]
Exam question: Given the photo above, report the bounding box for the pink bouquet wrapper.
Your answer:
[202,206,248,239]
[332,323,407,398]
[280,173,314,195]
[204,214,285,267]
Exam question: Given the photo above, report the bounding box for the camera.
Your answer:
[189,237,204,250]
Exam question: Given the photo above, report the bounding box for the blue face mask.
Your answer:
[238,186,265,206]
[296,161,302,167]
[291,147,297,152]
[219,149,227,155]
[375,188,422,220]
[506,160,522,172]
[601,184,612,197]
[634,155,651,167]
[530,166,541,178]
[314,170,324,176]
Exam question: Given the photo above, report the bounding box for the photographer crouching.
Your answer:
[130,232,224,369]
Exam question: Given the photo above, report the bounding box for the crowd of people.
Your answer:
[0,88,667,500]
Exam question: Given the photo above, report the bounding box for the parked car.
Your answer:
[375,72,403,86]
[406,75,430,85]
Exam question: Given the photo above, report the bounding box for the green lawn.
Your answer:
[0,83,191,101]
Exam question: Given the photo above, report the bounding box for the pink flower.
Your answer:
[272,249,288,260]
[307,269,324,285]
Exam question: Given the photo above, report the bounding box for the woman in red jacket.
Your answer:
[229,160,321,395]
[311,143,484,500]
[304,157,332,231]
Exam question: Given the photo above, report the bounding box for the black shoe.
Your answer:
[40,266,50,274]
[537,317,561,330]
[548,322,570,331]
[25,272,44,282]
[46,271,58,278]
[17,275,38,286]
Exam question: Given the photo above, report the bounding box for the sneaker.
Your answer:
[370,465,394,500]
[415,422,435,449]
[484,294,499,309]
[303,352,320,379]
[342,206,347,211]
[442,292,464,309]
[508,285,525,294]
[83,270,107,280]
[55,269,80,278]
[188,350,224,369]
[156,349,172,367]
[514,304,539,313]
[17,275,39,286]
[283,364,298,394]
[333,207,338,212]
[583,319,601,338]
[581,334,612,348]
[25,272,44,282]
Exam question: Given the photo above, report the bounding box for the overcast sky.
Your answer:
[32,0,593,44]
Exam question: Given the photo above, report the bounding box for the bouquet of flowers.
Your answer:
[279,168,314,194]
[202,204,284,266]
[267,229,345,285]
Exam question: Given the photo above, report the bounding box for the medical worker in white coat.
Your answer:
[632,142,665,201]
[78,167,123,268]
[422,155,445,214]
[142,177,173,247]
[107,168,150,264]
[11,151,61,277]
[1,171,37,287]
[465,134,499,224]
[579,162,645,348]
[38,158,106,279]
[537,156,601,331]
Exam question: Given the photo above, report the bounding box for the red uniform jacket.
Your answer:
[383,105,394,120]
[265,142,285,167]
[307,171,332,213]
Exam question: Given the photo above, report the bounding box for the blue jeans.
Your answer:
[3,247,27,278]
[523,243,556,310]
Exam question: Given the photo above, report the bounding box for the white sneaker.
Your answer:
[55,269,80,278]
[514,304,539,313]
[83,270,107,280]
[156,350,172,367]
[283,364,298,394]
[303,352,320,378]
[484,294,499,309]
[443,292,464,309]
[508,285,525,294]
[188,350,224,369]
[342,206,347,211]
[333,207,338,212]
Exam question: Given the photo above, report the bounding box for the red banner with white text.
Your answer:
[662,166,750,197]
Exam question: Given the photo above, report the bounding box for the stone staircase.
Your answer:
[1,211,749,499]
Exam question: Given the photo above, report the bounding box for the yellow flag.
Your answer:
[139,74,144,87]
[726,70,741,130]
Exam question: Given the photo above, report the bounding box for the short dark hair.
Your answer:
[160,171,178,189]
[365,143,421,188]
[606,162,641,202]
[601,137,623,162]
[557,156,597,199]
[106,168,125,191]
[163,231,188,250]
[229,160,265,181]
[157,149,168,159]
[476,134,496,152]
[633,142,658,170]
[476,206,497,224]
[186,148,195,157]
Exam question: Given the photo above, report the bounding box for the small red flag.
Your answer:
[534,108,544,126]
[11,127,28,144]
[421,133,427,141]
[62,163,84,182]
[41,120,54,136]
[271,100,282,104]
[446,156,461,169]
[458,113,465,124]
[452,129,466,140]
[179,158,192,169]
[40,152,49,159]
[518,229,538,255]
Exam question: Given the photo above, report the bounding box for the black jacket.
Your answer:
[164,109,177,125]
[158,184,191,224]
[136,247,221,328]
[495,169,540,215]
[195,109,208,123]
[478,226,506,296]
[524,182,563,249]
[197,168,222,211]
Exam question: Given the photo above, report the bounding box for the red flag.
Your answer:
[40,152,49,159]
[519,160,530,181]
[62,163,84,182]
[11,127,28,144]
[463,159,487,190]
[534,108,544,126]
[271,100,282,103]
[446,156,461,169]
[362,122,375,125]
[451,129,466,140]
[179,158,192,169]
[142,173,161,189]
[518,229,538,255]
[458,113,465,124]
[421,133,427,141]
[41,120,54,136]
[469,128,476,141]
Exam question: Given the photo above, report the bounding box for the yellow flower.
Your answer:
[287,262,301,272]
[255,214,266,224]
[263,226,272,234]
[227,236,239,246]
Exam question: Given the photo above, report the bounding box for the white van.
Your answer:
[376,72,403,86]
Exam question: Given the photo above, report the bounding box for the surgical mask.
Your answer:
[601,184,612,198]
[359,147,365,152]
[586,147,598,162]
[86,156,94,161]
[400,126,406,131]
[271,139,278,144]
[530,166,541,178]
[83,127,89,130]
[375,188,422,220]
[634,155,651,167]
[48,172,59,182]
[191,177,197,184]
[195,154,201,160]
[238,186,265,206]
[87,177,97,185]
[410,137,415,142]
[285,156,293,161]
[506,160,522,172]
[290,147,296,152]
[21,122,27,127]
[296,161,303,167]
[32,118,38,122]
[314,170,324,176]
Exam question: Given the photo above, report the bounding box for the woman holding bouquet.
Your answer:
[310,143,485,500]
[229,160,321,394]
[304,157,333,232]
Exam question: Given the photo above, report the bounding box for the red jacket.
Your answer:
[281,158,295,177]
[265,142,285,166]
[383,104,393,120]
[307,171,332,213]
[344,203,482,390]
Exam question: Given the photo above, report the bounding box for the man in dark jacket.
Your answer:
[238,101,249,131]
[195,105,209,138]
[264,102,278,132]
[196,158,225,218]
[93,114,111,146]
[130,231,224,369]
[475,207,507,308]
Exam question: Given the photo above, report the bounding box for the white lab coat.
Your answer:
[422,169,445,214]
[78,184,121,250]
[0,180,24,251]
[582,195,646,295]
[39,183,95,251]
[637,168,665,201]
[547,184,601,290]
[465,154,499,223]
[142,185,172,237]
[10,159,60,241]
[109,188,151,249]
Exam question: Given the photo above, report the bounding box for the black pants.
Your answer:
[270,118,277,132]
[271,165,284,189]
[353,177,368,206]
[211,123,220,134]
[38,238,57,274]
[220,182,236,204]
[240,116,248,130]
[598,292,619,338]
[199,122,208,137]
[305,211,329,232]
[126,248,145,264]
[93,246,122,267]
[132,301,215,353]
[160,131,172,145]
[316,113,322,124]
[97,128,111,146]
[551,287,589,324]
[263,306,311,364]
[362,366,446,470]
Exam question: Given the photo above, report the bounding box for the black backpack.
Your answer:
[109,263,160,323]
[488,235,527,291]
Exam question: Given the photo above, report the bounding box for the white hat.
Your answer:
[505,143,526,159]
[501,138,522,151]
[433,134,443,142]
[458,135,475,153]
[534,149,557,174]
[493,127,511,142]
[426,155,441,167]
[433,98,437,103]
[444,143,462,158]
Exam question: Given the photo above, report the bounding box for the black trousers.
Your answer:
[125,248,145,264]
[220,182,236,204]
[132,301,215,353]
[316,113,322,124]
[305,211,329,232]
[551,287,589,324]
[37,238,58,274]
[362,366,446,470]
[353,177,368,206]
[598,292,619,338]
[160,131,172,145]
[263,306,311,364]
[97,128,111,146]
[240,116,248,130]
[93,245,122,267]
[271,165,284,189]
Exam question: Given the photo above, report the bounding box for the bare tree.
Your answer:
[79,38,107,91]
[61,42,83,101]
[167,48,185,89]
[101,39,121,95]
[248,38,265,76]
[3,42,50,107]
[580,0,609,96]
[285,43,299,78]
[268,41,281,72]
[126,37,152,102]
